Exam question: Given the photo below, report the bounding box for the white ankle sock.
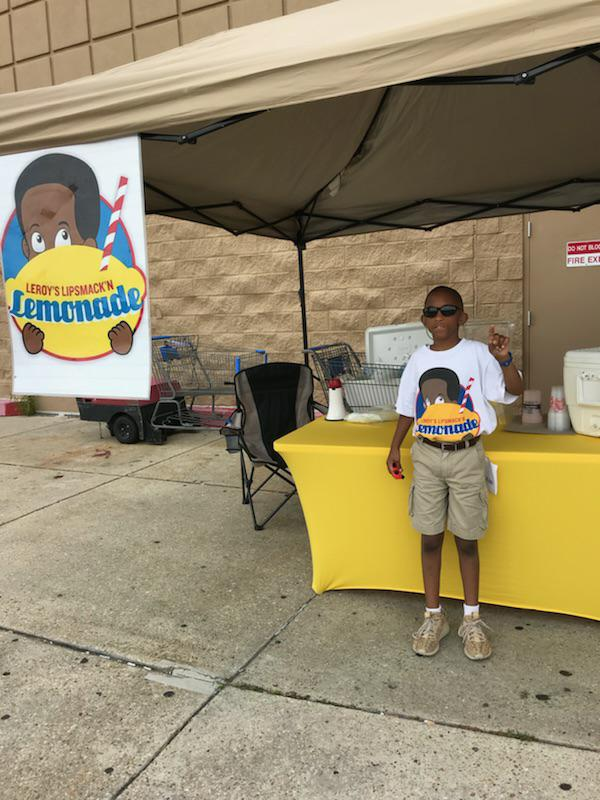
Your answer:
[426,605,442,614]
[463,603,480,617]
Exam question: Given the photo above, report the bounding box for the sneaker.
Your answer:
[458,612,492,660]
[412,610,450,656]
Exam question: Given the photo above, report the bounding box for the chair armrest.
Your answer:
[220,409,242,434]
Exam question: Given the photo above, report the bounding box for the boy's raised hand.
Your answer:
[488,325,510,362]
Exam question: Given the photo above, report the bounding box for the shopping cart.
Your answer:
[306,342,404,411]
[306,342,363,390]
[151,335,267,430]
[77,336,268,444]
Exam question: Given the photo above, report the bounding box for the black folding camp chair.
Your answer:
[224,362,318,531]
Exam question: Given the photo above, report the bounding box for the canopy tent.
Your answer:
[2,0,600,352]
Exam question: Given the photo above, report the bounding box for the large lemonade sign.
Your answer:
[1,137,151,398]
[6,247,146,360]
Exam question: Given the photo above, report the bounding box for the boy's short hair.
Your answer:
[15,153,100,241]
[419,367,461,402]
[425,285,464,309]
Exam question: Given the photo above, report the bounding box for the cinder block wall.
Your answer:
[148,216,524,363]
[0,0,524,399]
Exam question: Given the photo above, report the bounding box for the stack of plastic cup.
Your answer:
[548,386,571,432]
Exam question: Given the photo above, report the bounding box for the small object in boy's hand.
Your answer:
[391,467,404,480]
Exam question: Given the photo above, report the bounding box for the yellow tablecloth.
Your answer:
[275,418,600,620]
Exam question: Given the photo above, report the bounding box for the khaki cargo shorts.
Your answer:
[408,438,488,540]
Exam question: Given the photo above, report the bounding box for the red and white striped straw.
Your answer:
[100,176,128,271]
[458,377,475,414]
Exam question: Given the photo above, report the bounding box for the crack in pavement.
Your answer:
[108,595,318,798]
[0,423,219,473]
[0,590,317,687]
[119,435,224,476]
[0,419,74,441]
[4,421,596,796]
[0,460,128,477]
[110,586,600,797]
[0,437,219,478]
[0,475,123,531]
[0,594,319,799]
[230,682,600,756]
[0,436,227,528]
[110,687,220,799]
[0,623,208,677]
[128,473,291,494]
[4,592,598,800]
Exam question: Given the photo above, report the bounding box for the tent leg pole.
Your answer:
[296,240,309,365]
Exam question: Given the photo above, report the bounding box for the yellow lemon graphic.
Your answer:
[416,402,480,442]
[5,245,146,360]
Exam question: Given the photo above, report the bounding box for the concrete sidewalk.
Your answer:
[0,416,598,799]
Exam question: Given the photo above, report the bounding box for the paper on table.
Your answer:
[485,457,498,495]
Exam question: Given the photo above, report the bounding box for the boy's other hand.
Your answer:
[488,325,510,362]
[387,449,402,477]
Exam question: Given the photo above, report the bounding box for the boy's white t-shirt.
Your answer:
[395,339,518,442]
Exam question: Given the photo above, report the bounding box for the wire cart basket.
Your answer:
[151,335,267,429]
[306,342,404,412]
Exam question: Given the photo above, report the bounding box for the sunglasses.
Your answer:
[422,304,461,318]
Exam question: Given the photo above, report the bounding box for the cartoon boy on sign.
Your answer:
[414,367,481,443]
[13,153,134,356]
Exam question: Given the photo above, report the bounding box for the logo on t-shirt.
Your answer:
[415,367,481,442]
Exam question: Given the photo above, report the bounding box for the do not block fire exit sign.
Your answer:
[566,240,600,267]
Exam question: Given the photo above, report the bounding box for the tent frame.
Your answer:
[139,41,600,362]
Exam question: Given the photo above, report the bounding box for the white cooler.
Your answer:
[564,347,600,437]
[365,320,515,363]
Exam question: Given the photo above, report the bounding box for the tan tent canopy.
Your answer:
[1,0,600,244]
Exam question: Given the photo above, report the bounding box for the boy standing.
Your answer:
[387,286,523,660]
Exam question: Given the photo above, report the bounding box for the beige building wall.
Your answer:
[147,215,523,359]
[0,0,524,401]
